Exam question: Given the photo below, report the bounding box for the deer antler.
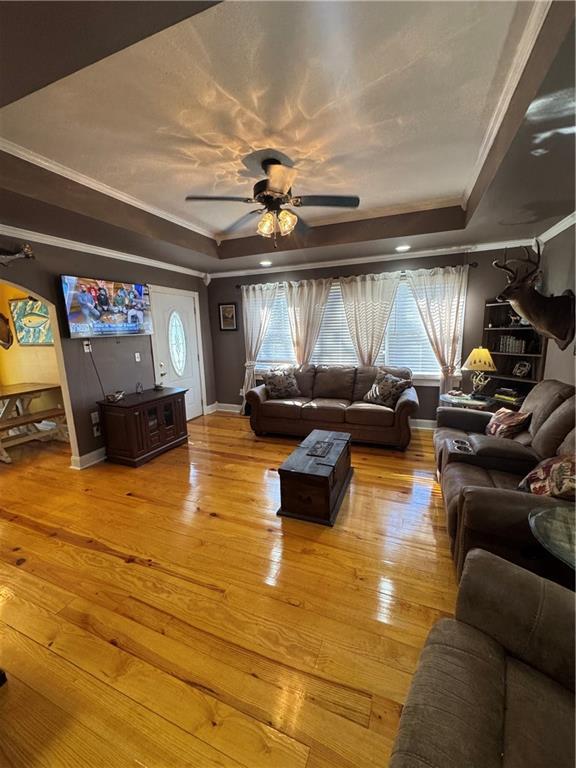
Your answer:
[492,258,516,277]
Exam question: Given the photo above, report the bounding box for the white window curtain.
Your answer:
[241,282,279,407]
[405,265,469,393]
[340,271,402,365]
[284,278,333,365]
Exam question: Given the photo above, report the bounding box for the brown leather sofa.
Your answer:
[245,364,419,449]
[390,549,575,768]
[434,379,575,583]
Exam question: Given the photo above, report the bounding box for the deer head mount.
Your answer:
[0,243,34,267]
[493,242,575,351]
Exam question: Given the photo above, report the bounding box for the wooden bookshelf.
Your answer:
[481,299,548,408]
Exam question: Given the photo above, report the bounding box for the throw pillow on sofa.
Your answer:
[486,407,531,438]
[518,455,576,500]
[364,371,411,408]
[262,368,301,399]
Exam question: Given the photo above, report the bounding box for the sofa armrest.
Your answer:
[436,406,492,433]
[456,549,575,690]
[459,487,563,537]
[245,384,268,408]
[395,386,419,416]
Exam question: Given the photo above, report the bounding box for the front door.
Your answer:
[149,286,204,421]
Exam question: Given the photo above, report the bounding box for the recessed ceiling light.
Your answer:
[260,260,272,267]
[395,244,411,253]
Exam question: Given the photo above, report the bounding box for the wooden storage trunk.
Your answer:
[277,429,353,526]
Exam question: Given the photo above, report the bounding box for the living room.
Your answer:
[0,2,574,767]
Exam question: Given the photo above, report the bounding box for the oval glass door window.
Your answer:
[168,311,187,376]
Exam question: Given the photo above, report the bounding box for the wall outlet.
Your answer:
[90,410,100,425]
[92,424,101,438]
[134,352,141,362]
[83,340,92,353]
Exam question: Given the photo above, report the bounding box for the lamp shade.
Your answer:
[462,346,497,372]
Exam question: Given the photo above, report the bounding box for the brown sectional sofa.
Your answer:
[246,364,419,448]
[434,379,575,584]
[390,549,575,768]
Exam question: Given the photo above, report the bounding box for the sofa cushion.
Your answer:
[301,398,350,423]
[486,407,531,438]
[503,658,574,768]
[390,618,505,768]
[441,462,522,541]
[312,365,356,400]
[353,365,412,402]
[261,397,310,420]
[364,371,412,408]
[294,364,316,398]
[262,368,301,399]
[559,428,575,456]
[521,380,575,439]
[518,455,576,500]
[345,402,395,427]
[531,395,575,459]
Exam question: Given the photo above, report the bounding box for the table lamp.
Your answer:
[462,346,496,394]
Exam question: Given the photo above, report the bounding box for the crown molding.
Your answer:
[208,238,534,279]
[538,211,575,244]
[462,0,552,208]
[0,223,208,280]
[0,137,215,240]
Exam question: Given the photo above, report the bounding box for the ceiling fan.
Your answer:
[185,157,360,245]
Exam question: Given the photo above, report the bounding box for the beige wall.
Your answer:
[0,282,60,387]
[542,225,575,386]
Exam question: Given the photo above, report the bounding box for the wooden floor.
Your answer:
[0,413,457,768]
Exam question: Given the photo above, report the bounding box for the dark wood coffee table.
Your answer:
[277,429,353,526]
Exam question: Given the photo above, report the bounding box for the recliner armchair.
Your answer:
[390,549,575,768]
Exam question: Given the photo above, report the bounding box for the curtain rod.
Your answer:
[234,262,478,289]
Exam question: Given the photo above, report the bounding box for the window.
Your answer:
[256,276,463,378]
[310,283,357,365]
[376,282,441,376]
[257,287,296,366]
[168,311,187,375]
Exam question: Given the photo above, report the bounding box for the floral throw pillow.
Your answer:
[485,408,531,438]
[262,368,301,399]
[363,371,411,408]
[518,455,576,500]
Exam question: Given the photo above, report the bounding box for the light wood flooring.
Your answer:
[0,413,457,768]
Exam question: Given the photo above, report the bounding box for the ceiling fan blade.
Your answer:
[219,209,263,237]
[293,195,360,208]
[266,164,297,195]
[185,195,254,203]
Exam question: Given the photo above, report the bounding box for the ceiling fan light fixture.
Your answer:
[277,208,298,236]
[257,211,276,238]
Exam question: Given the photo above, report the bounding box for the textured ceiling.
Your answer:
[0,1,534,237]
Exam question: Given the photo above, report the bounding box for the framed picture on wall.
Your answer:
[218,302,238,331]
[9,297,54,346]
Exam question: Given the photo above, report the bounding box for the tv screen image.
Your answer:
[61,276,153,338]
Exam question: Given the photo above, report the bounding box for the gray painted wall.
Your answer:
[0,237,216,456]
[207,249,508,419]
[542,225,576,385]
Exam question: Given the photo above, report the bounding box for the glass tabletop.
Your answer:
[528,506,576,569]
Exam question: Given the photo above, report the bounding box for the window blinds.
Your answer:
[256,276,462,376]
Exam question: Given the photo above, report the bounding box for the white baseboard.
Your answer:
[203,402,219,415]
[70,446,106,470]
[212,402,243,413]
[411,419,437,430]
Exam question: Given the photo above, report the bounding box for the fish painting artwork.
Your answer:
[9,297,54,345]
[0,312,13,349]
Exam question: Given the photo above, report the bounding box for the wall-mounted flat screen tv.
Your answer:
[60,275,153,338]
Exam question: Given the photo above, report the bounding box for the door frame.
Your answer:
[0,278,79,463]
[149,285,208,418]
